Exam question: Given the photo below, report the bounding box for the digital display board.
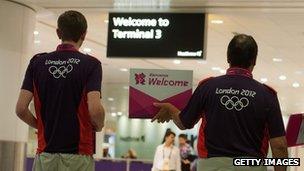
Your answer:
[107,13,207,58]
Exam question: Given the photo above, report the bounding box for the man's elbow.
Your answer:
[90,114,104,131]
[270,136,288,157]
[273,143,288,152]
[95,124,104,132]
[94,121,104,132]
[272,145,288,158]
[272,137,288,149]
[89,108,105,132]
[15,105,27,118]
[89,109,104,121]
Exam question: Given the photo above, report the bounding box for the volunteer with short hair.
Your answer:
[16,10,105,171]
[152,34,288,171]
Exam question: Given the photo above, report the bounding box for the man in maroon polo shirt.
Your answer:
[16,11,105,170]
[153,34,288,171]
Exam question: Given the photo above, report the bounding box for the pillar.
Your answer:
[0,1,36,170]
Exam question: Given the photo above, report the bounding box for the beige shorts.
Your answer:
[197,157,267,171]
[32,152,94,171]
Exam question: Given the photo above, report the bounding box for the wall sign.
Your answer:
[107,13,207,58]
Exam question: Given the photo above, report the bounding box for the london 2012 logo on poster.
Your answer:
[135,73,146,85]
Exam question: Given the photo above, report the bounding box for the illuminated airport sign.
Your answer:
[107,13,207,58]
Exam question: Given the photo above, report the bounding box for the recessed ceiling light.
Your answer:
[273,58,283,62]
[260,78,268,83]
[292,82,300,88]
[104,19,109,23]
[117,112,122,116]
[211,20,223,24]
[111,112,117,117]
[34,40,41,44]
[173,60,181,64]
[83,47,91,53]
[197,60,207,64]
[220,69,226,74]
[34,31,39,35]
[279,75,287,80]
[108,97,114,101]
[212,67,221,71]
[120,68,128,72]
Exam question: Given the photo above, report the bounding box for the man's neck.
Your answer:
[229,65,253,72]
[61,41,80,50]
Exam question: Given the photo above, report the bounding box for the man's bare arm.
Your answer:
[15,90,37,129]
[87,91,105,132]
[270,136,288,171]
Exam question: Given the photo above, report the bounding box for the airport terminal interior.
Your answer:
[2,0,304,171]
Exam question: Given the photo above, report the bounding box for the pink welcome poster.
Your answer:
[129,68,193,118]
[286,113,304,147]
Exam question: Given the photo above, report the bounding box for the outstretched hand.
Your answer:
[151,103,179,123]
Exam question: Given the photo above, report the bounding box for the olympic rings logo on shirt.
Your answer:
[48,64,73,79]
[220,95,249,111]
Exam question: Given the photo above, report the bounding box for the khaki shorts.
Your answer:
[33,152,94,171]
[197,157,267,171]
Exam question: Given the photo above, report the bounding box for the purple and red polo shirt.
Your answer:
[21,44,102,155]
[179,67,285,158]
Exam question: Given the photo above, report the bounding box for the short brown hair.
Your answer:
[57,10,87,42]
[227,34,258,68]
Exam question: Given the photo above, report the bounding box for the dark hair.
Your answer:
[57,10,87,42]
[178,134,187,140]
[162,130,176,143]
[227,34,258,68]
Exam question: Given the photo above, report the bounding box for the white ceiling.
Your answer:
[15,0,304,118]
[15,0,304,10]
